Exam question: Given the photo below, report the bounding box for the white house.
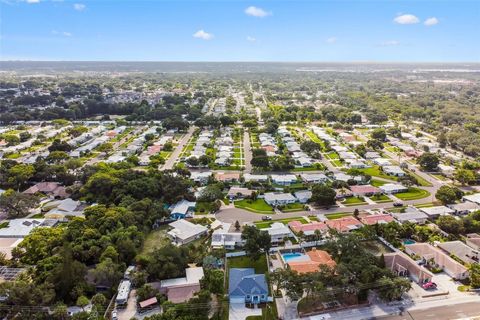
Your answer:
[294,190,312,203]
[379,183,408,194]
[167,220,208,245]
[382,165,405,177]
[243,174,269,183]
[263,192,297,206]
[270,174,298,186]
[300,173,329,184]
[260,222,292,244]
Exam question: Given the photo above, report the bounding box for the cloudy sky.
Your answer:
[1,0,478,61]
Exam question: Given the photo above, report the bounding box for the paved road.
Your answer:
[243,130,252,173]
[378,301,480,320]
[161,126,195,170]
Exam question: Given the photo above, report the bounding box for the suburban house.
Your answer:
[463,193,480,205]
[364,151,381,159]
[167,219,207,245]
[270,174,298,186]
[392,207,429,224]
[360,214,394,225]
[190,171,213,184]
[379,183,408,194]
[159,267,204,303]
[288,220,329,236]
[349,185,380,197]
[263,192,297,206]
[466,234,480,251]
[43,198,85,219]
[418,206,455,219]
[229,268,270,304]
[215,172,240,182]
[227,187,254,200]
[300,173,329,184]
[294,190,312,203]
[405,243,469,280]
[325,216,363,233]
[0,219,58,238]
[383,251,433,284]
[448,202,480,215]
[169,200,197,219]
[261,222,292,244]
[437,241,479,264]
[211,230,244,250]
[23,182,68,199]
[243,174,269,183]
[382,165,405,177]
[373,158,392,166]
[287,249,336,274]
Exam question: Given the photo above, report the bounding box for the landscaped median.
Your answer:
[234,199,274,213]
[394,187,431,201]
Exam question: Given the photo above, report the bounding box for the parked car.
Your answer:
[262,215,272,221]
[393,201,404,207]
[422,282,437,290]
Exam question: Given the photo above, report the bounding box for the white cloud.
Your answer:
[73,3,85,11]
[394,14,420,24]
[424,17,439,26]
[26,0,40,3]
[326,37,337,44]
[381,40,400,46]
[245,6,271,18]
[52,30,72,37]
[193,29,214,40]
[246,36,256,42]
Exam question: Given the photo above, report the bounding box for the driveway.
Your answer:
[229,303,261,320]
[243,130,252,173]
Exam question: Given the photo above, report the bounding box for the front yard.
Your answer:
[394,187,430,200]
[234,199,274,213]
[254,217,308,229]
[342,196,367,206]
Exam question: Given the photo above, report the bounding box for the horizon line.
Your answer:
[1,60,480,64]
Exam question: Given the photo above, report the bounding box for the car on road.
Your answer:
[422,282,437,290]
[262,215,272,221]
[393,201,404,207]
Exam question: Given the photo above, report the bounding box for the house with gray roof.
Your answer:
[263,192,297,206]
[392,207,428,224]
[229,268,270,304]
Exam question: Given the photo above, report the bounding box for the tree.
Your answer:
[417,152,439,171]
[371,128,387,141]
[91,293,107,307]
[435,185,463,205]
[234,220,241,231]
[251,148,269,168]
[470,264,480,289]
[311,184,336,207]
[0,189,39,218]
[300,140,320,155]
[186,156,199,167]
[366,139,384,150]
[454,169,476,185]
[136,284,159,302]
[198,185,223,202]
[48,139,72,152]
[6,164,35,190]
[200,269,225,294]
[376,276,411,302]
[436,215,464,236]
[162,141,173,151]
[241,225,271,260]
[353,209,360,219]
[76,295,89,311]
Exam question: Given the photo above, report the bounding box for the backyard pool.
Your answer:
[281,252,310,263]
[404,239,416,245]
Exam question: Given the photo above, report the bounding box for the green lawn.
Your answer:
[326,152,339,160]
[430,173,448,181]
[281,203,305,212]
[395,187,431,200]
[343,196,367,206]
[141,225,171,254]
[359,166,398,181]
[370,179,387,187]
[234,199,274,213]
[331,159,343,167]
[254,217,308,229]
[369,194,392,203]
[291,163,326,171]
[228,255,268,274]
[325,212,352,220]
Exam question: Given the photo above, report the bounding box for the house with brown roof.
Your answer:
[23,182,68,199]
[360,214,394,225]
[159,267,204,303]
[349,185,380,197]
[405,243,469,280]
[215,172,240,182]
[438,241,479,264]
[288,249,336,274]
[466,234,480,251]
[288,220,329,236]
[325,216,363,233]
[384,251,433,284]
[227,187,254,200]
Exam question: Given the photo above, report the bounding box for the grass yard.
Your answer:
[281,203,305,212]
[343,196,367,206]
[291,163,326,172]
[254,217,308,229]
[395,187,430,201]
[234,199,274,213]
[430,173,449,181]
[308,215,319,221]
[370,179,387,187]
[228,255,268,274]
[141,225,171,254]
[331,159,343,167]
[326,152,339,160]
[406,170,433,187]
[369,194,392,203]
[359,166,398,181]
[325,212,352,220]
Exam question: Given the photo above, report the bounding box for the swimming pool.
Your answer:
[404,239,416,245]
[282,252,310,263]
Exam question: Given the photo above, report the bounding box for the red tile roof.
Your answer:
[360,214,394,225]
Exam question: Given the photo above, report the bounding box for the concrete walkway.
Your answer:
[229,303,261,320]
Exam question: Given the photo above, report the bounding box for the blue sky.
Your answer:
[1,0,478,61]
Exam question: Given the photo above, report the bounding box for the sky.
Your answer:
[0,0,479,62]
